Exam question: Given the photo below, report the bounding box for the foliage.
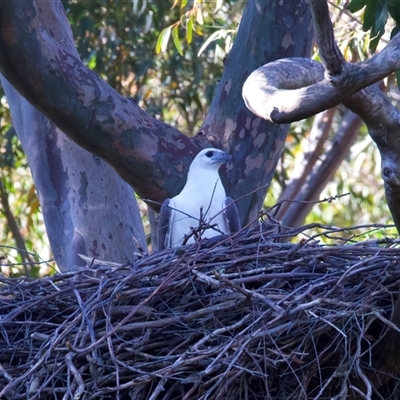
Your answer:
[0,94,50,277]
[62,0,240,133]
[348,0,400,52]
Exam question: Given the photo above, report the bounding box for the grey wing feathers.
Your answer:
[223,197,241,234]
[158,199,173,250]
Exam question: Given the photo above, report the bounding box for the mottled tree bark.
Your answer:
[0,0,314,231]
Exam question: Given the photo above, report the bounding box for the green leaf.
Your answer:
[156,26,172,54]
[363,1,379,31]
[186,17,193,43]
[368,1,388,52]
[388,1,400,27]
[172,25,183,56]
[347,0,368,13]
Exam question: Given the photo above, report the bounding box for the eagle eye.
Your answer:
[206,151,214,158]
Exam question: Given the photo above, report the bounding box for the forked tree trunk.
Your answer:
[0,0,315,264]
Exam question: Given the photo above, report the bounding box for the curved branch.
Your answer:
[0,0,202,209]
[244,52,400,229]
[242,33,400,123]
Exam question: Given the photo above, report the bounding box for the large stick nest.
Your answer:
[1,225,400,399]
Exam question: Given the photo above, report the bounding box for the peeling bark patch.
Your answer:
[253,132,266,148]
[251,118,261,137]
[272,138,284,157]
[244,153,264,174]
[115,112,129,129]
[220,79,232,105]
[282,33,294,50]
[225,79,232,94]
[95,112,115,127]
[265,158,275,172]
[111,133,138,157]
[224,119,237,138]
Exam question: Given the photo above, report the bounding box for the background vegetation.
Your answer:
[0,0,398,275]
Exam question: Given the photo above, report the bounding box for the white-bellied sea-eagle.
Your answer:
[158,148,241,249]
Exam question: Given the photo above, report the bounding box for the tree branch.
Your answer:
[0,0,201,209]
[242,34,400,123]
[310,0,345,77]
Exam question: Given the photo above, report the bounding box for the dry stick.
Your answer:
[350,318,374,400]
[65,248,195,354]
[213,269,283,312]
[0,310,84,397]
[65,352,85,399]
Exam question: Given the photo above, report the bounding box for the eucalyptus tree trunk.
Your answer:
[0,2,146,271]
[199,0,314,224]
[3,79,147,270]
